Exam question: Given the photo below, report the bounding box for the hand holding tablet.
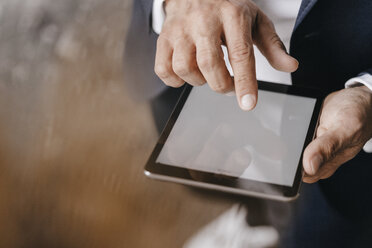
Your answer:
[145,81,324,201]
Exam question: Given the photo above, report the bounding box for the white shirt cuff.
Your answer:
[345,73,372,91]
[152,0,166,34]
[345,73,372,153]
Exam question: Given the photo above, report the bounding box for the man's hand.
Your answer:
[154,0,298,110]
[303,86,372,183]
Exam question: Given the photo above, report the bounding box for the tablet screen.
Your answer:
[156,85,316,187]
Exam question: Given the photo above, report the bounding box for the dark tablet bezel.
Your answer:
[145,81,325,200]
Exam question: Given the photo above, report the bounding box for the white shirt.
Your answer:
[152,0,372,152]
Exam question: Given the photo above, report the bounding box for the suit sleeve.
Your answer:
[365,68,372,75]
[140,0,155,31]
[123,0,166,100]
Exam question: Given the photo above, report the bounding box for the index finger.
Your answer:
[222,6,257,111]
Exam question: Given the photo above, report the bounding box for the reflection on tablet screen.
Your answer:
[156,85,316,187]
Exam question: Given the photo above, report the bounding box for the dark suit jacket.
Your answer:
[124,0,372,221]
[291,0,372,93]
[123,0,165,100]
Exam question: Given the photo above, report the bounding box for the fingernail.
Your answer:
[225,91,235,96]
[241,94,256,111]
[310,155,323,175]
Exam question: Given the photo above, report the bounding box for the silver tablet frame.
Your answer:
[145,170,300,202]
[144,81,325,202]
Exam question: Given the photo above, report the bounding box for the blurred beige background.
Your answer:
[0,0,232,247]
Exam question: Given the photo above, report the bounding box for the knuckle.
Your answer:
[234,75,256,91]
[234,74,251,85]
[198,55,217,71]
[210,83,229,93]
[157,34,171,47]
[154,63,171,80]
[229,43,253,63]
[173,60,194,77]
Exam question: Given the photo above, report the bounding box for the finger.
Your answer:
[172,39,206,86]
[222,7,257,111]
[302,175,320,184]
[302,128,345,176]
[154,36,185,87]
[195,37,233,93]
[303,163,336,183]
[253,10,298,72]
[317,146,360,179]
[312,160,340,180]
[318,166,339,180]
[304,132,362,181]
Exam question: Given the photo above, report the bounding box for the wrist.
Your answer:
[352,86,372,140]
[345,73,372,92]
[357,85,372,94]
[362,89,372,139]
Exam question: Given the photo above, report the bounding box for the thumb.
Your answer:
[302,129,345,176]
[254,10,299,72]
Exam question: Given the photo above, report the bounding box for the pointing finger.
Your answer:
[222,5,257,111]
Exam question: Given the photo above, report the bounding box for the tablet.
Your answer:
[145,81,324,201]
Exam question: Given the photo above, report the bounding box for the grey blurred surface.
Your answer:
[0,0,231,247]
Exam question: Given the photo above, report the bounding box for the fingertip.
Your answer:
[234,78,258,111]
[271,53,299,73]
[310,154,323,175]
[286,56,299,72]
[303,148,323,176]
[240,93,257,111]
[302,156,314,176]
[302,149,314,176]
[256,30,299,73]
